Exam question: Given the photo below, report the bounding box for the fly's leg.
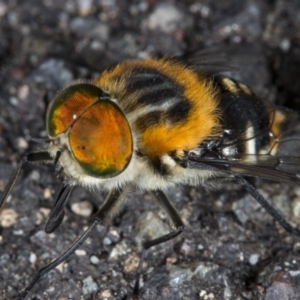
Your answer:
[45,184,74,233]
[18,188,127,300]
[235,176,300,236]
[0,151,53,212]
[133,190,184,295]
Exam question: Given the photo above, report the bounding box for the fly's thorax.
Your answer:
[94,58,222,158]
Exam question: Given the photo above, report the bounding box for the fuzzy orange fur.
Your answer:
[95,59,221,156]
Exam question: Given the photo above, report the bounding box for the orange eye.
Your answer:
[47,83,108,137]
[69,100,133,178]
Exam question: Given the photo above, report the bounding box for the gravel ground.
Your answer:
[1,1,300,299]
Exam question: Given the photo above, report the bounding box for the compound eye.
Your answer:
[47,83,108,137]
[69,100,133,178]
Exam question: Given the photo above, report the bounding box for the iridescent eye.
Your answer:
[69,100,133,177]
[47,83,108,137]
[47,83,133,178]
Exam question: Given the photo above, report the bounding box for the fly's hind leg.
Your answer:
[133,190,184,295]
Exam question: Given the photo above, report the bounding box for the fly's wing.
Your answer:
[178,44,261,75]
[187,99,300,186]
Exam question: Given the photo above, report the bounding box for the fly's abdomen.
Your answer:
[214,76,280,157]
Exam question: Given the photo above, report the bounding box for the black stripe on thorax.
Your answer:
[135,111,164,129]
[125,67,184,109]
[166,100,192,123]
[127,67,192,130]
[126,68,167,90]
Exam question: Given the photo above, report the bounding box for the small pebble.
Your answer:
[16,137,28,150]
[30,170,40,181]
[29,252,37,264]
[17,84,29,100]
[109,241,130,261]
[43,188,52,200]
[9,96,18,106]
[178,239,193,256]
[197,243,204,250]
[107,229,120,243]
[103,237,112,245]
[75,249,86,256]
[0,2,8,17]
[124,254,140,274]
[55,262,66,273]
[13,229,24,235]
[0,209,18,227]
[90,255,99,265]
[249,254,259,265]
[101,289,112,298]
[289,270,300,277]
[205,293,215,299]
[71,201,93,218]
[145,4,185,33]
[77,0,93,16]
[82,276,98,295]
[166,257,177,265]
